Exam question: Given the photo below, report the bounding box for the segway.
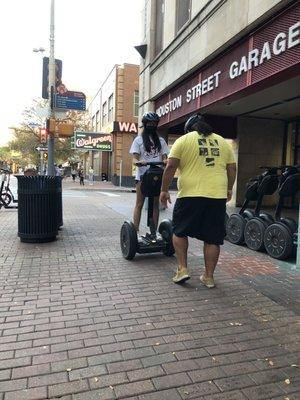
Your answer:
[243,167,279,251]
[264,165,300,260]
[226,167,277,244]
[120,161,175,260]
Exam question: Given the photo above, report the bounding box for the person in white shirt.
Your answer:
[129,112,169,232]
[88,167,94,185]
[71,168,77,181]
[54,164,62,177]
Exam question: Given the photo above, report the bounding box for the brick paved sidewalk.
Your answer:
[0,193,299,400]
[62,178,135,192]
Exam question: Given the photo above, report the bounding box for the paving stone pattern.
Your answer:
[0,192,299,399]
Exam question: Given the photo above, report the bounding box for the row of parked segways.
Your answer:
[226,165,300,260]
[120,161,175,260]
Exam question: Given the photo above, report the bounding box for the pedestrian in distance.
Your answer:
[88,166,94,185]
[71,168,77,182]
[130,112,169,232]
[78,169,85,186]
[24,168,37,177]
[160,114,236,288]
[54,164,62,177]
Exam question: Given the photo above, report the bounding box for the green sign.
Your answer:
[73,132,113,151]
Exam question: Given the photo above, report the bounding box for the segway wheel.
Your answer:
[244,218,266,251]
[226,214,245,244]
[264,224,294,260]
[120,221,138,260]
[1,193,12,206]
[158,219,175,257]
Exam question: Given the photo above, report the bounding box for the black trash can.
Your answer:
[55,177,63,229]
[17,176,58,243]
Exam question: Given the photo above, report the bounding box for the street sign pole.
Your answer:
[47,0,55,176]
[40,151,44,175]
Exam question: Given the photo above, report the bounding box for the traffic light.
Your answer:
[39,128,48,144]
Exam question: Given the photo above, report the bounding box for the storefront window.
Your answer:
[176,0,191,33]
[133,90,139,117]
[95,111,100,132]
[102,101,107,127]
[108,95,114,122]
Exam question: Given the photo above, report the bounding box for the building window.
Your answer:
[102,101,107,126]
[176,0,191,33]
[108,94,114,122]
[95,111,100,131]
[92,115,95,130]
[133,91,139,117]
[155,0,164,56]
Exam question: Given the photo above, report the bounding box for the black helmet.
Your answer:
[142,112,160,126]
[184,114,203,133]
[184,114,213,136]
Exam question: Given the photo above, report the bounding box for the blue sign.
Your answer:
[54,91,86,111]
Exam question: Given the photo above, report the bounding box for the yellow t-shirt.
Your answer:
[169,131,235,198]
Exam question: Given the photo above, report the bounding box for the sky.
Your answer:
[0,0,142,146]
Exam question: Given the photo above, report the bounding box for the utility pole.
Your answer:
[47,0,55,176]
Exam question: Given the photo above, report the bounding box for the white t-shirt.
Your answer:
[130,135,169,180]
[55,167,62,177]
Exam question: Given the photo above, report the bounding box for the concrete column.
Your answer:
[297,203,300,268]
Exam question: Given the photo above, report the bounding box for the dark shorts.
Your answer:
[172,197,226,245]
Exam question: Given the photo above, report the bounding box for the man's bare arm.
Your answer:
[226,162,237,201]
[226,163,236,190]
[161,158,180,192]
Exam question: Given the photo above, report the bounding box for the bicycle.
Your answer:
[0,168,18,209]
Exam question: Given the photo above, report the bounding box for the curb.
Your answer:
[68,187,136,193]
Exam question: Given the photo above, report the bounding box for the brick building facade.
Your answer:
[87,64,139,185]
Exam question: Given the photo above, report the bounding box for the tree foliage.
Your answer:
[6,98,90,168]
[9,127,40,167]
[0,146,11,168]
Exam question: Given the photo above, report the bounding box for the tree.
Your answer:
[7,98,90,168]
[0,146,10,161]
[8,127,40,167]
[0,146,11,168]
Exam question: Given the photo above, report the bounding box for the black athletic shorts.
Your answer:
[172,197,226,245]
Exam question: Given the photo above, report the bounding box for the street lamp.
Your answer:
[47,0,56,176]
[32,1,56,177]
[33,47,45,54]
[33,46,46,175]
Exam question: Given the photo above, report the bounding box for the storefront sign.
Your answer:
[113,121,138,133]
[155,4,300,125]
[74,132,112,151]
[229,22,299,79]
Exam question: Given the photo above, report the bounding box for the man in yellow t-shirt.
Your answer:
[160,114,236,288]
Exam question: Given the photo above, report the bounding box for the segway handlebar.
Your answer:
[135,161,165,167]
[278,165,300,171]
